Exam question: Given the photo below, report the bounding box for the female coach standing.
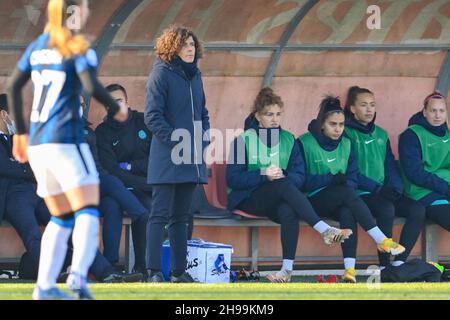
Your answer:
[144,25,210,283]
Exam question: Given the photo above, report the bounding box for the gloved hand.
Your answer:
[119,162,131,171]
[378,185,401,202]
[331,173,347,185]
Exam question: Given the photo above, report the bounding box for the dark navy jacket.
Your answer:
[299,120,359,193]
[399,112,450,206]
[144,57,210,184]
[227,116,304,210]
[95,110,152,192]
[345,115,403,194]
[0,133,35,222]
[83,121,108,176]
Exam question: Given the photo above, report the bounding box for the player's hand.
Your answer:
[331,173,346,185]
[266,165,284,181]
[12,134,29,163]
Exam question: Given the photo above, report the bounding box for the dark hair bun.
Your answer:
[323,96,341,109]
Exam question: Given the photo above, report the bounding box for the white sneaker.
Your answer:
[322,227,353,246]
[266,269,292,283]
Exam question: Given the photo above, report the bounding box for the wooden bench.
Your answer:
[0,216,440,273]
[194,216,440,270]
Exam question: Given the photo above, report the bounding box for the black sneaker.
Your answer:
[170,272,198,283]
[147,271,165,283]
[133,265,149,282]
[102,272,144,283]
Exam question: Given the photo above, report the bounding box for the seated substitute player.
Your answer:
[81,97,150,277]
[0,93,50,276]
[227,87,353,283]
[94,84,152,277]
[399,91,450,235]
[298,96,405,282]
[342,86,426,281]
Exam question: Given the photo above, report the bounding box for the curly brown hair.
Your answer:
[251,87,284,115]
[155,25,203,63]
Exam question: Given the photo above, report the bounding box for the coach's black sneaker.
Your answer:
[102,272,144,283]
[148,271,165,283]
[170,272,198,283]
[133,265,150,282]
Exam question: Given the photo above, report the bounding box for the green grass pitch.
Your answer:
[0,282,449,300]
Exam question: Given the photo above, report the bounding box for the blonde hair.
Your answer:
[45,0,90,58]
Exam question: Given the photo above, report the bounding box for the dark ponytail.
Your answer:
[315,95,343,133]
[344,86,373,117]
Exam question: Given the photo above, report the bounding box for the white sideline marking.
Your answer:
[259,270,370,276]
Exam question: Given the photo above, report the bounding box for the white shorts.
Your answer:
[28,143,99,198]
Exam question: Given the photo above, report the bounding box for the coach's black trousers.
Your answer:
[148,183,196,276]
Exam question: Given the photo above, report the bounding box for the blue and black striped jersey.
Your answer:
[17,33,98,146]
